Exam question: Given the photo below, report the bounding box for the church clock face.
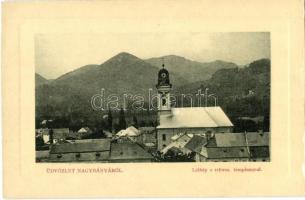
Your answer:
[161,73,167,78]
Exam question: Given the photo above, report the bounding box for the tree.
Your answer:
[132,115,138,128]
[139,120,146,127]
[118,108,126,130]
[49,129,54,144]
[108,109,113,132]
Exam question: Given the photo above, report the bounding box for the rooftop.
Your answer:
[185,135,207,153]
[157,107,233,129]
[50,139,111,154]
[110,142,153,161]
[206,147,250,159]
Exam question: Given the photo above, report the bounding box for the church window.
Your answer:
[96,152,101,157]
[162,134,166,141]
[57,154,62,159]
[75,153,81,158]
[162,98,166,106]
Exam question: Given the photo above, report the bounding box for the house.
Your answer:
[160,133,193,155]
[184,132,270,162]
[78,127,92,136]
[53,128,70,143]
[246,132,270,161]
[36,128,50,144]
[115,126,141,142]
[36,128,69,144]
[49,138,111,162]
[202,132,250,162]
[110,140,154,163]
[184,135,208,161]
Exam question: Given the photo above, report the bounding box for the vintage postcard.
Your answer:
[2,0,305,197]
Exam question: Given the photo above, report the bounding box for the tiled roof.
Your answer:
[185,135,207,153]
[116,126,140,137]
[110,142,153,160]
[53,128,69,139]
[78,127,92,133]
[214,133,246,147]
[206,147,250,159]
[161,134,193,154]
[246,132,269,146]
[157,107,233,129]
[204,132,270,159]
[50,139,111,154]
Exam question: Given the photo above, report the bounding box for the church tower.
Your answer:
[156,64,172,116]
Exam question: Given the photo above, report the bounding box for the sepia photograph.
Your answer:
[4,0,305,197]
[35,32,271,163]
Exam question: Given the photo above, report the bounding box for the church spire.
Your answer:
[156,59,172,116]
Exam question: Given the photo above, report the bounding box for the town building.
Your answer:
[155,65,233,150]
[184,132,270,162]
[49,138,111,162]
[246,131,270,161]
[36,128,70,144]
[77,127,93,137]
[110,139,154,162]
[161,133,193,155]
[115,126,142,143]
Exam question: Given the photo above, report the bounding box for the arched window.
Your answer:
[162,98,166,106]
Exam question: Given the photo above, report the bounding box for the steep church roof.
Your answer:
[157,107,233,129]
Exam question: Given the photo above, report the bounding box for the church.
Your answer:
[156,64,234,150]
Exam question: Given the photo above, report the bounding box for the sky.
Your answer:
[35,32,270,79]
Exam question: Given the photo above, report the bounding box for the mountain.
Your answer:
[35,52,270,131]
[48,52,188,94]
[174,58,270,119]
[35,73,49,86]
[145,55,238,82]
[35,52,189,119]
